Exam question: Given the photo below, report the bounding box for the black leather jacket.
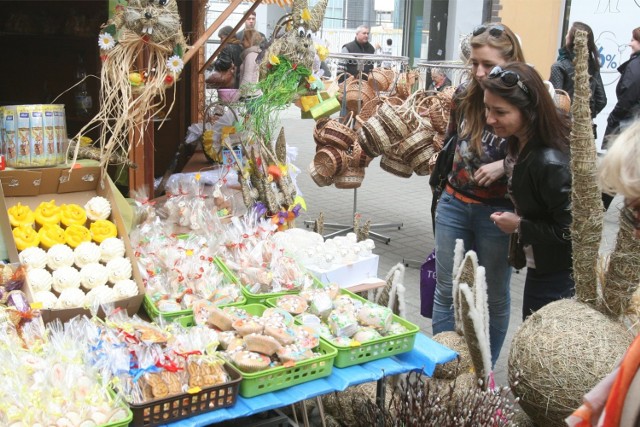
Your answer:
[511,141,572,274]
[604,52,640,145]
[549,48,607,119]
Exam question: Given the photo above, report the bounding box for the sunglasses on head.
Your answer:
[622,199,640,230]
[488,65,530,97]
[473,24,506,38]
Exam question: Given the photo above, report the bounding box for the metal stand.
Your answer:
[305,53,409,245]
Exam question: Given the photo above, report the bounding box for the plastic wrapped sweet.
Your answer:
[357,304,392,332]
[27,268,53,292]
[52,266,81,293]
[79,263,109,290]
[99,237,126,263]
[38,223,66,250]
[12,225,40,251]
[327,310,359,337]
[55,287,85,308]
[64,224,91,248]
[84,195,112,221]
[18,246,47,270]
[47,244,74,270]
[7,202,35,228]
[90,219,118,243]
[106,257,132,283]
[59,203,87,228]
[34,199,60,228]
[353,327,383,343]
[74,241,101,268]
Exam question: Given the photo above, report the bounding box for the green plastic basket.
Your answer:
[268,289,419,368]
[214,258,301,305]
[143,257,246,322]
[204,303,336,398]
[103,389,133,427]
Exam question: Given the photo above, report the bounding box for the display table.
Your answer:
[167,333,456,426]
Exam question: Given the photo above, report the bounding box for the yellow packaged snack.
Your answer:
[13,226,40,251]
[90,219,118,243]
[7,203,35,228]
[64,224,91,248]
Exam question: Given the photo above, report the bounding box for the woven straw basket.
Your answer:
[380,153,413,178]
[313,117,332,146]
[397,128,434,163]
[358,116,390,158]
[368,68,396,92]
[428,100,450,134]
[432,133,446,152]
[314,146,348,178]
[356,97,383,126]
[339,75,376,112]
[554,89,571,113]
[378,102,412,139]
[411,144,437,176]
[334,167,365,189]
[320,115,357,150]
[308,161,334,187]
[350,140,373,168]
[395,71,419,99]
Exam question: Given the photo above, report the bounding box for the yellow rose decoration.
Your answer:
[315,44,329,62]
[34,200,60,228]
[59,203,88,228]
[90,219,118,243]
[64,224,91,248]
[7,203,35,228]
[13,226,40,251]
[38,224,66,250]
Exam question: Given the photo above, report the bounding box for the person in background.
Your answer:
[238,29,264,99]
[566,119,640,427]
[341,25,375,76]
[375,38,393,68]
[430,23,525,367]
[214,26,244,89]
[486,62,574,320]
[236,11,266,44]
[602,26,640,210]
[429,68,452,92]
[549,21,607,137]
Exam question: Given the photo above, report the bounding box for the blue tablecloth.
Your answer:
[166,333,456,426]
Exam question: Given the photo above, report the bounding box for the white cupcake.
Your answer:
[79,263,109,290]
[106,257,132,283]
[47,244,74,270]
[52,266,81,293]
[74,242,101,268]
[19,247,47,270]
[33,290,58,309]
[85,285,117,306]
[99,237,126,263]
[84,196,111,221]
[27,268,53,292]
[112,279,138,298]
[56,288,85,309]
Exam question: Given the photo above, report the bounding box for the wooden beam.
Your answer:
[183,0,245,65]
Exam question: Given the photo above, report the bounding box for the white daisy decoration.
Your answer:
[98,33,116,51]
[166,55,184,74]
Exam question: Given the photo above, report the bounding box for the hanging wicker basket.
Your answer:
[554,89,571,113]
[334,166,365,189]
[358,116,390,158]
[356,97,384,126]
[313,146,349,178]
[308,161,334,187]
[320,114,357,150]
[339,74,376,113]
[380,153,413,178]
[368,68,396,92]
[397,128,434,163]
[377,102,412,139]
[411,144,437,176]
[350,140,373,168]
[394,70,419,99]
[313,117,332,146]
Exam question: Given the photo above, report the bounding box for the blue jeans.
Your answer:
[522,268,574,320]
[432,192,513,366]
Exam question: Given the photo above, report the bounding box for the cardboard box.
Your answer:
[307,254,380,289]
[0,166,145,323]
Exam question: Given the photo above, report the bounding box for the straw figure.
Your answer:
[70,0,187,180]
[507,30,639,426]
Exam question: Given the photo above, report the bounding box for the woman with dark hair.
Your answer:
[213,26,244,89]
[429,23,525,366]
[549,22,607,135]
[486,62,574,320]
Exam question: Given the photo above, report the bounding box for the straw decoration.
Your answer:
[569,29,603,306]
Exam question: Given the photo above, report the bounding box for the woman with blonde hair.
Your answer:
[429,23,525,366]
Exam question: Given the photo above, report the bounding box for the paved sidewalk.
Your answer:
[280,106,622,387]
